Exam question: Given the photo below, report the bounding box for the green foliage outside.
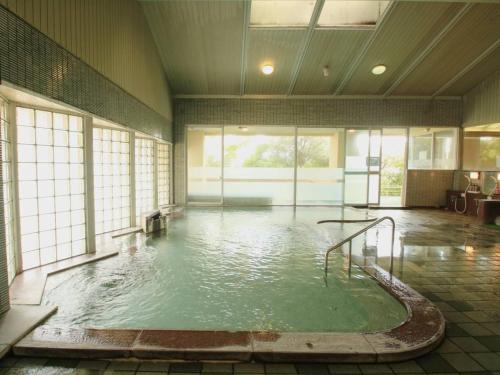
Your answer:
[480,138,500,169]
[238,137,329,168]
[381,155,404,196]
[205,155,220,167]
[206,135,404,196]
[296,137,329,167]
[243,140,295,167]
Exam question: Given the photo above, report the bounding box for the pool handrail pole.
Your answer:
[390,220,395,275]
[348,240,352,277]
[322,216,396,275]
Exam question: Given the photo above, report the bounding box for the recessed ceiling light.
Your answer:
[262,65,274,75]
[371,65,386,75]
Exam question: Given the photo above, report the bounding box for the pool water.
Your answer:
[43,207,407,332]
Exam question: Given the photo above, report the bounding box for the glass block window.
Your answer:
[1,99,16,283]
[135,138,155,223]
[16,107,86,270]
[93,128,131,234]
[157,142,170,206]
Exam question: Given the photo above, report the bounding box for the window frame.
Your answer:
[1,96,19,283]
[11,102,89,270]
[408,127,459,171]
[4,100,173,277]
[92,124,134,235]
[186,125,460,207]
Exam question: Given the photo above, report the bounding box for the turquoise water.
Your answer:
[43,207,407,332]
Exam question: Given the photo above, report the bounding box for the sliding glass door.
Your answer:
[186,127,223,204]
[344,129,381,206]
[185,126,412,207]
[380,129,407,207]
[296,128,344,205]
[223,126,295,205]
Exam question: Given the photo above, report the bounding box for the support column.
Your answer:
[329,133,339,168]
[153,141,158,210]
[187,130,204,168]
[130,132,136,227]
[0,104,9,314]
[84,116,96,254]
[9,103,22,275]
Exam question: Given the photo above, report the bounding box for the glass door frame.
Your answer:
[185,125,415,207]
[186,125,299,206]
[380,128,409,208]
[222,125,297,206]
[368,129,382,206]
[296,127,345,206]
[185,125,224,206]
[343,128,382,207]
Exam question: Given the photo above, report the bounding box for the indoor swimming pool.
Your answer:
[42,207,407,333]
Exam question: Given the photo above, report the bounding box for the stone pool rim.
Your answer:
[13,263,445,363]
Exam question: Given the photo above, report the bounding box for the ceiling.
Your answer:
[140,0,500,98]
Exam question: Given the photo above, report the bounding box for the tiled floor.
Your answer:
[1,209,500,374]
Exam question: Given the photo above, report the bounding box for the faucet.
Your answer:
[455,174,472,214]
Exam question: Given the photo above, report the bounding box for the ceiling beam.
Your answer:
[174,94,462,101]
[432,39,500,97]
[383,3,473,97]
[240,0,252,96]
[286,0,325,96]
[333,1,397,95]
[249,26,308,31]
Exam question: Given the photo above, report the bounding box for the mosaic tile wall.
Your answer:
[0,5,172,142]
[174,98,463,204]
[0,103,8,314]
[174,98,463,127]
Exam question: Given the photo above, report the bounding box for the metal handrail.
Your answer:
[323,216,396,275]
[317,218,377,224]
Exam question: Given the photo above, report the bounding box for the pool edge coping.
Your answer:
[12,262,445,363]
[9,249,119,305]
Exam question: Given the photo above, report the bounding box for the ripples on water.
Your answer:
[43,207,407,332]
